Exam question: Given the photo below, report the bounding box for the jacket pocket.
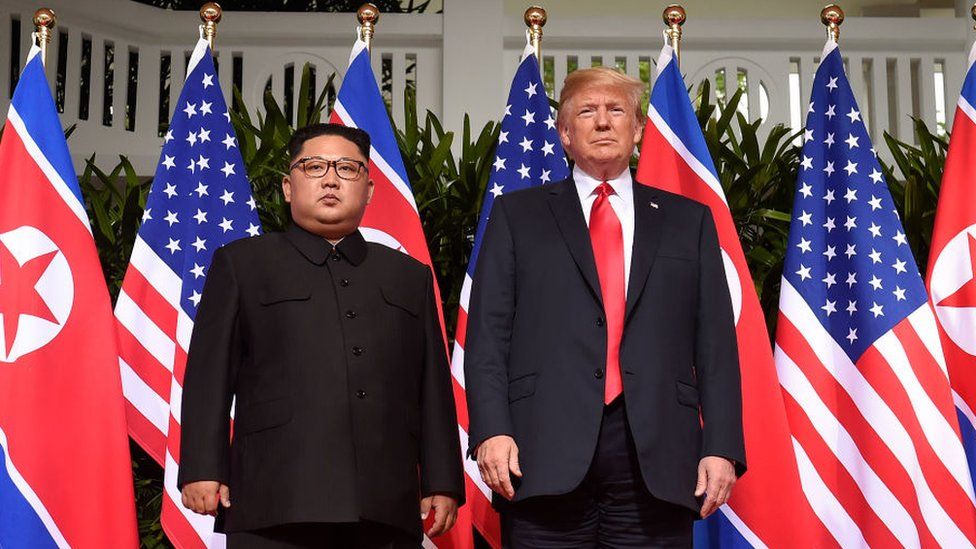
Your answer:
[259,288,311,305]
[508,373,537,403]
[234,396,293,436]
[675,380,700,409]
[381,285,421,317]
[657,244,697,262]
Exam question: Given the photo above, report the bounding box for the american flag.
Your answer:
[453,40,570,548]
[637,44,827,547]
[329,31,473,549]
[927,41,976,495]
[775,39,976,547]
[115,38,260,548]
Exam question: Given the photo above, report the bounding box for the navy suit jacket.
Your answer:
[464,177,746,512]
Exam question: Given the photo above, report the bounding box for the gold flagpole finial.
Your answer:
[821,4,844,43]
[358,3,380,52]
[524,6,547,65]
[32,8,56,67]
[200,2,222,53]
[662,5,685,66]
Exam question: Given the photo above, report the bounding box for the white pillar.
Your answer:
[442,0,504,137]
[957,0,972,18]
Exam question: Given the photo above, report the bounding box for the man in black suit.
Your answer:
[465,67,746,547]
[179,123,463,548]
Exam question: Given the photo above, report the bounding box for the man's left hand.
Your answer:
[421,494,459,538]
[695,456,736,518]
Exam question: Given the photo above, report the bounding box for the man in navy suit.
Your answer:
[465,67,746,547]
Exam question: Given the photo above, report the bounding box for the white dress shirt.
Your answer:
[573,166,635,291]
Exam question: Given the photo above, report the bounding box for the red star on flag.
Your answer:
[0,243,59,355]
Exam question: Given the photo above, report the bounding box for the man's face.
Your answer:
[282,134,374,240]
[559,84,643,178]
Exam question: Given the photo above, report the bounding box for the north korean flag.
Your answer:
[0,45,138,547]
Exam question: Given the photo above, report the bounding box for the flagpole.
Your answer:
[32,8,55,67]
[200,2,222,54]
[358,3,380,54]
[663,5,685,67]
[524,6,547,68]
[821,4,844,43]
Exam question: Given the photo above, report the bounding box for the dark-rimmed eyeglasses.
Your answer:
[289,156,367,180]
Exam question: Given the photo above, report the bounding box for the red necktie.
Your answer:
[589,182,625,404]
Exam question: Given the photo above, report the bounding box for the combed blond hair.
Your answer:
[557,66,646,129]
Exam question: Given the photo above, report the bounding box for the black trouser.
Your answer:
[501,400,696,548]
[226,521,420,549]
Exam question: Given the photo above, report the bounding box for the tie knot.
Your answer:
[596,182,615,198]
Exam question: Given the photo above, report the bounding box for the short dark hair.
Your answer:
[287,123,370,161]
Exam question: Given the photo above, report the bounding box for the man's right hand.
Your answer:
[181,480,231,516]
[475,435,522,500]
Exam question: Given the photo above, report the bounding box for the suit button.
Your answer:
[345,310,357,319]
[330,253,341,262]
[596,317,605,327]
[352,346,364,356]
[340,278,350,287]
[594,369,604,379]
[356,390,366,399]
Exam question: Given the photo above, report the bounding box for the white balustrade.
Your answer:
[0,0,972,175]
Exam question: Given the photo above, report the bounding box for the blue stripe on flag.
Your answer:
[960,62,976,110]
[10,52,84,207]
[957,407,976,495]
[465,49,569,275]
[137,39,261,320]
[694,512,753,548]
[649,57,720,181]
[0,441,59,549]
[337,48,411,188]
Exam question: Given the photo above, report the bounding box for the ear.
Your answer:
[366,178,375,204]
[559,122,572,151]
[281,175,292,203]
[632,119,644,144]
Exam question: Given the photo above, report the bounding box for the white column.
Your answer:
[441,0,503,137]
[957,0,972,18]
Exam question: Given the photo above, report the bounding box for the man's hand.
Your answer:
[181,480,230,516]
[475,435,522,500]
[421,495,458,537]
[695,456,736,518]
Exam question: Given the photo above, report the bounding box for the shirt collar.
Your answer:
[573,165,633,200]
[285,223,368,266]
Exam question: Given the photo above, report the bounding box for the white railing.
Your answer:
[1,0,972,175]
[519,15,971,151]
[0,0,442,174]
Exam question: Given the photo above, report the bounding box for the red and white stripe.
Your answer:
[117,234,223,548]
[776,279,976,548]
[451,273,501,547]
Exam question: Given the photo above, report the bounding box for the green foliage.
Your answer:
[78,155,150,297]
[695,80,800,335]
[229,63,336,232]
[75,62,946,547]
[131,442,167,548]
[881,118,948,276]
[394,96,499,337]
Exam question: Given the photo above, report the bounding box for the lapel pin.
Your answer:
[649,201,659,209]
